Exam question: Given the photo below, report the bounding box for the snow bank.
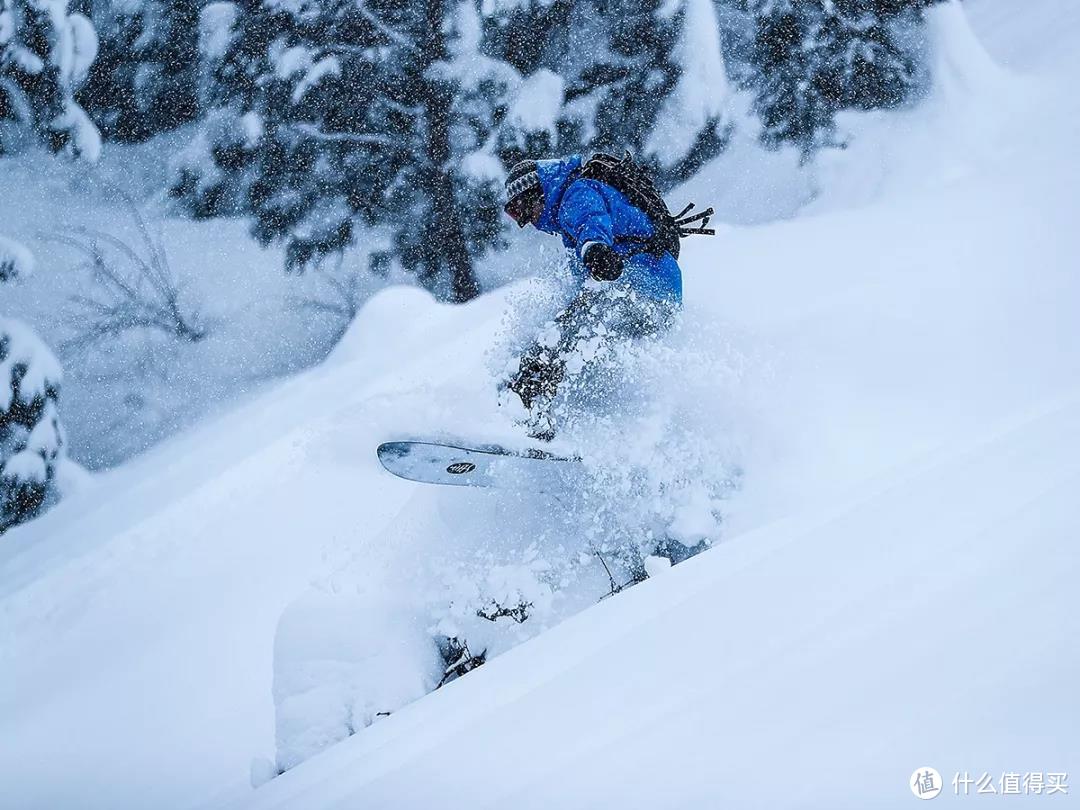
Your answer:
[928,0,1011,103]
[0,264,755,804]
[273,588,438,772]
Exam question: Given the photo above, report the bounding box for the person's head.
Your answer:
[504,160,544,228]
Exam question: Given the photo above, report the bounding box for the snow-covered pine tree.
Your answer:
[484,0,573,163]
[489,0,731,187]
[644,0,734,185]
[483,0,573,80]
[572,0,680,164]
[496,68,563,180]
[174,0,517,302]
[750,0,940,160]
[823,0,939,111]
[0,234,35,281]
[750,0,835,158]
[358,0,519,302]
[402,0,521,294]
[0,237,67,533]
[166,0,269,220]
[0,319,66,532]
[79,0,200,141]
[0,0,100,158]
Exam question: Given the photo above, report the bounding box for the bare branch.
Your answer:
[69,227,171,300]
[42,232,143,303]
[42,210,207,354]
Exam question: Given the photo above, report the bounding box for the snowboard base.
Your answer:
[377,440,579,491]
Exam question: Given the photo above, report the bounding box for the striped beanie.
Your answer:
[505,160,541,203]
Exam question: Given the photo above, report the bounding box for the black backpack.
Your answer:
[578,151,715,260]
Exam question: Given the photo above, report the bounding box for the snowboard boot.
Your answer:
[523,408,557,442]
[506,353,562,410]
[503,353,564,442]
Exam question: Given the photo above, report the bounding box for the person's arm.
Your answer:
[559,179,613,251]
[558,180,624,281]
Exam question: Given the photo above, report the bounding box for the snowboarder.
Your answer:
[501,153,713,440]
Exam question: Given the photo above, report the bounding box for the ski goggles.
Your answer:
[504,189,542,227]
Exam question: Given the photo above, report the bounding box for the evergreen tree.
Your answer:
[488,0,732,187]
[0,234,34,281]
[353,0,499,301]
[0,237,67,533]
[0,0,100,158]
[175,0,518,302]
[751,0,836,158]
[586,0,682,159]
[484,0,573,78]
[644,0,734,184]
[750,0,940,160]
[79,0,201,141]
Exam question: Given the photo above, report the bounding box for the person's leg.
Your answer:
[505,284,676,438]
[504,288,603,438]
[603,286,677,339]
[505,349,561,413]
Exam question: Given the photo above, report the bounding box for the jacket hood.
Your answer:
[534,155,583,234]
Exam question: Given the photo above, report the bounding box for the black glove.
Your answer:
[582,242,623,281]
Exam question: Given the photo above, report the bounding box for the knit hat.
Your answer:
[504,160,542,204]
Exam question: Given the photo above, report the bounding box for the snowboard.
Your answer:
[377,440,580,491]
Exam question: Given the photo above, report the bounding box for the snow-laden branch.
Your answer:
[0,76,34,126]
[289,122,394,145]
[355,1,418,53]
[0,235,35,281]
[375,97,423,118]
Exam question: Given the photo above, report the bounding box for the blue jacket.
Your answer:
[533,156,683,304]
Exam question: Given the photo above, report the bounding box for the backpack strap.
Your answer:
[674,205,715,237]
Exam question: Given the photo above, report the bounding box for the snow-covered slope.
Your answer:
[1,0,1078,807]
[0,286,515,807]
[228,396,1080,809]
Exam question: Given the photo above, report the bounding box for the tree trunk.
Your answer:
[421,0,480,303]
